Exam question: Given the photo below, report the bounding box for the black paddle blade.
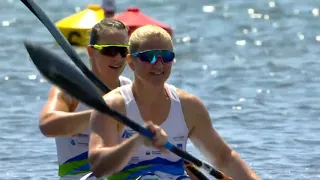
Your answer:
[24,41,109,113]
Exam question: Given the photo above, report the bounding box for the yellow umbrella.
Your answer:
[56,4,104,46]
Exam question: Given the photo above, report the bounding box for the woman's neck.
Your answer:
[132,78,167,105]
[96,76,120,95]
[105,79,120,90]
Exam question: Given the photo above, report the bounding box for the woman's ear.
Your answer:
[87,46,99,72]
[126,54,132,63]
[87,46,94,65]
[87,45,94,58]
[126,54,135,71]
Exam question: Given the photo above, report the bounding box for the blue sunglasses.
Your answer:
[130,50,175,64]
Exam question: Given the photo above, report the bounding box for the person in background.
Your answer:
[102,0,116,18]
[39,18,131,180]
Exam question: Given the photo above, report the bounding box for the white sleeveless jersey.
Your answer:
[105,84,190,180]
[55,76,131,180]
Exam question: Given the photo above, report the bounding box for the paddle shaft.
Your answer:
[21,0,230,179]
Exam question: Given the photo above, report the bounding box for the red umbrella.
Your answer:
[113,7,173,36]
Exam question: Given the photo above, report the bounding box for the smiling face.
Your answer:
[128,25,174,87]
[91,30,128,79]
[87,18,129,83]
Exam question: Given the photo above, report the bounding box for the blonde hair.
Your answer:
[129,25,173,53]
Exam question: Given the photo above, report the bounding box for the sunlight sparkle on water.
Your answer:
[28,75,37,80]
[255,40,262,46]
[269,1,276,8]
[248,8,255,15]
[202,6,215,13]
[75,7,81,12]
[210,70,218,76]
[252,28,258,33]
[312,8,319,16]
[202,65,208,70]
[2,21,10,27]
[251,13,263,19]
[297,32,304,40]
[40,79,47,83]
[236,40,246,46]
[239,98,246,102]
[232,106,242,110]
[182,36,191,43]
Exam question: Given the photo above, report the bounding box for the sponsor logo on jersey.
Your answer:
[177,143,183,149]
[122,129,137,138]
[173,136,185,141]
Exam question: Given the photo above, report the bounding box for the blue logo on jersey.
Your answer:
[122,130,136,138]
[70,139,76,145]
[177,144,183,149]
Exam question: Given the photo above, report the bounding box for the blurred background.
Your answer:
[0,0,319,179]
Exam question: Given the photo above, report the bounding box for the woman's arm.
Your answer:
[39,86,92,137]
[88,91,143,177]
[180,90,261,180]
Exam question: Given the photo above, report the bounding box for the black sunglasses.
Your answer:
[91,44,129,58]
